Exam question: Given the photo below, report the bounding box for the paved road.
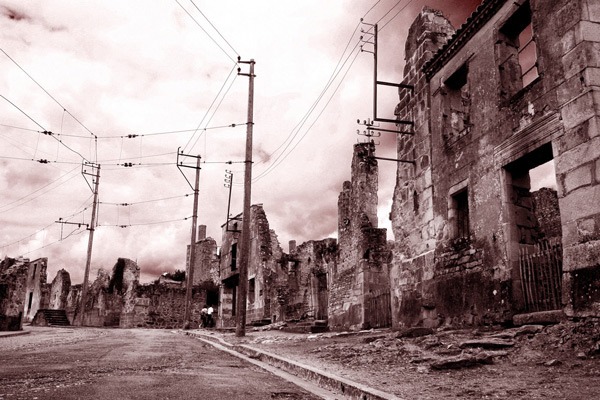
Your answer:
[0,327,321,400]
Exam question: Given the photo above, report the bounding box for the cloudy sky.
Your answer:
[0,0,491,283]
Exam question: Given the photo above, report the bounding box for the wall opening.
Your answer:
[230,243,237,271]
[442,63,471,146]
[504,143,562,312]
[450,188,470,240]
[248,278,255,304]
[498,1,539,97]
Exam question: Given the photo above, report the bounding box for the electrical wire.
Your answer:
[182,64,238,153]
[99,216,192,228]
[1,48,98,162]
[188,72,238,154]
[0,167,81,214]
[188,0,239,58]
[380,0,416,31]
[252,46,363,182]
[0,223,54,251]
[174,0,237,64]
[100,193,193,206]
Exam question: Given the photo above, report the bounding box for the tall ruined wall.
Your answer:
[0,257,29,331]
[389,7,455,328]
[217,204,284,328]
[78,258,140,327]
[23,258,47,323]
[48,269,71,310]
[187,224,220,286]
[331,142,391,330]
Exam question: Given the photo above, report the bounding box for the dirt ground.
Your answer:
[240,318,600,399]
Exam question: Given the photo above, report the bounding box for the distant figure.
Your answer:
[207,305,214,328]
[200,305,208,328]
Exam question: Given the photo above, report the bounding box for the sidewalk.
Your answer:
[182,327,402,400]
[181,319,600,400]
[0,326,31,338]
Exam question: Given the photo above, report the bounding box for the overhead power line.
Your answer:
[188,0,239,58]
[100,193,193,206]
[174,0,238,64]
[1,47,98,161]
[0,94,89,162]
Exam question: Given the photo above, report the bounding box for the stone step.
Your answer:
[32,309,70,326]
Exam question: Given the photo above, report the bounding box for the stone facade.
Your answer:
[218,205,284,327]
[389,0,600,328]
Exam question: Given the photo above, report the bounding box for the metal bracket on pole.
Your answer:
[360,20,414,126]
[224,170,241,233]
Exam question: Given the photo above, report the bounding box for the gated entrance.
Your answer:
[519,238,563,312]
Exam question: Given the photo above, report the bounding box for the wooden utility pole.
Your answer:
[236,58,255,337]
[77,163,100,326]
[177,150,201,329]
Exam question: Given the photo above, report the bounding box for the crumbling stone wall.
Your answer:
[187,225,220,286]
[23,258,47,323]
[331,142,391,330]
[279,239,337,322]
[48,269,71,310]
[120,283,206,329]
[77,258,140,327]
[0,257,28,331]
[217,205,284,328]
[532,187,562,239]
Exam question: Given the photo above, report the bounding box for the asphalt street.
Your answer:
[0,327,321,400]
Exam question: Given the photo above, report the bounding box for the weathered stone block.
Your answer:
[512,310,566,326]
[564,163,594,193]
[562,41,600,81]
[560,90,598,129]
[563,239,600,271]
[559,184,600,223]
[588,0,600,23]
[555,135,600,173]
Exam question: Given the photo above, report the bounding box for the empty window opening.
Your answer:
[498,1,538,96]
[443,63,471,145]
[230,243,237,271]
[452,189,470,239]
[27,292,33,314]
[248,278,256,304]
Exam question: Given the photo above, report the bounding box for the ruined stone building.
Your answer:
[389,0,600,328]
[0,257,47,330]
[218,204,285,327]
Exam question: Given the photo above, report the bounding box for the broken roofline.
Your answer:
[422,0,508,79]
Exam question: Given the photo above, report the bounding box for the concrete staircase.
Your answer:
[32,309,70,327]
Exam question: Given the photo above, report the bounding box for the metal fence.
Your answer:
[519,238,563,312]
